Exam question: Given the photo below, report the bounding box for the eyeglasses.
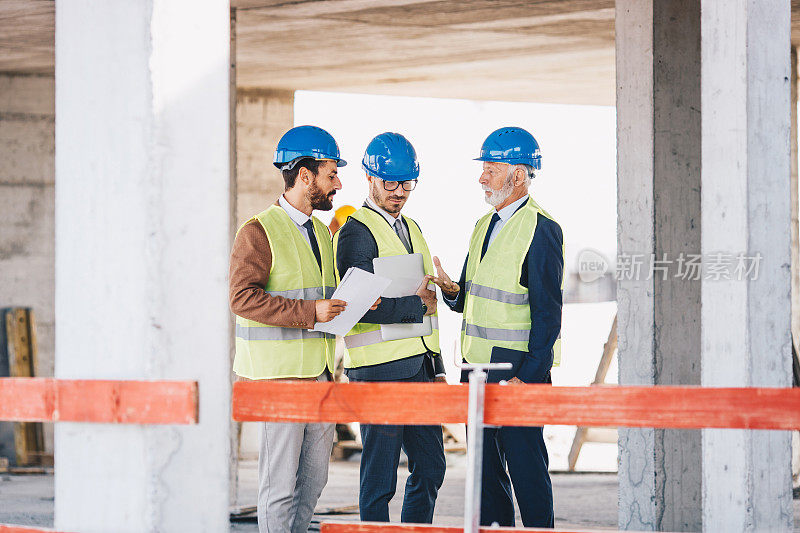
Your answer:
[381,179,417,192]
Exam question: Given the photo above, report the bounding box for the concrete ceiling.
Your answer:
[3,1,800,106]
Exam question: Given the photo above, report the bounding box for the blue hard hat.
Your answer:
[273,125,347,170]
[361,132,420,181]
[475,127,542,170]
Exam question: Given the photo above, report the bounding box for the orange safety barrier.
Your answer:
[320,524,619,533]
[233,381,800,430]
[0,378,198,424]
[0,526,72,533]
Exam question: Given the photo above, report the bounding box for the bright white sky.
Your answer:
[295,90,618,278]
[295,93,622,469]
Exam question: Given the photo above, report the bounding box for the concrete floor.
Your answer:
[1,456,798,531]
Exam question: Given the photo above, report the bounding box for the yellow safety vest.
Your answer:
[333,207,440,368]
[461,195,564,366]
[233,205,336,379]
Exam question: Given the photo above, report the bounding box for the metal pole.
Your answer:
[464,369,486,533]
[461,362,511,533]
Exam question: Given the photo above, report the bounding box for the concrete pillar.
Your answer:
[701,1,793,530]
[0,74,55,455]
[792,47,799,347]
[616,1,702,530]
[55,2,231,531]
[235,88,294,227]
[791,45,800,487]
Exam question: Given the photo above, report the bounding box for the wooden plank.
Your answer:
[320,522,619,532]
[233,381,800,430]
[5,309,44,465]
[567,426,587,471]
[0,378,199,424]
[592,313,617,385]
[584,428,618,444]
[567,314,617,470]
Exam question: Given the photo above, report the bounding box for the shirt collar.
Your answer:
[279,195,311,227]
[365,196,402,227]
[495,194,529,222]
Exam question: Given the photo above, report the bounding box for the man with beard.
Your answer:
[333,132,446,524]
[432,127,564,528]
[229,125,351,533]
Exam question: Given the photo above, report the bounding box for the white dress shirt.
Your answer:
[442,194,529,307]
[486,194,529,249]
[279,194,312,246]
[365,197,412,248]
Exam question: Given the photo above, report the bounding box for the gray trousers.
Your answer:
[257,421,335,533]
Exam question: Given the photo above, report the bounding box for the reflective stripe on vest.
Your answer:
[344,316,440,349]
[333,207,441,368]
[461,195,564,367]
[264,287,336,300]
[232,205,336,379]
[464,281,529,305]
[235,323,335,342]
[461,320,529,342]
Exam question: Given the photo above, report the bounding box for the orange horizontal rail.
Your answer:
[0,378,198,424]
[233,381,800,430]
[0,526,72,533]
[320,522,618,532]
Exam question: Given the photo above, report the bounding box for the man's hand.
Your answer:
[416,275,437,316]
[507,376,525,385]
[434,375,447,384]
[431,256,460,298]
[315,299,347,323]
[370,297,381,311]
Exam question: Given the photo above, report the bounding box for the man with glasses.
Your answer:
[333,132,446,524]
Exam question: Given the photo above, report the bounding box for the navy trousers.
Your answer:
[354,364,446,523]
[480,425,553,527]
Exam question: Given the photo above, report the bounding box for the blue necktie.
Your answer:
[480,213,501,261]
[302,220,322,271]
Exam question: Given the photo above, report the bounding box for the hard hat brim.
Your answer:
[474,156,541,171]
[273,154,347,170]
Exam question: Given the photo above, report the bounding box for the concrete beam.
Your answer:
[700,0,794,530]
[792,44,800,487]
[54,1,231,530]
[616,1,702,529]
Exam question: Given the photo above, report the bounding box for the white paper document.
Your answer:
[312,267,391,336]
[373,253,433,342]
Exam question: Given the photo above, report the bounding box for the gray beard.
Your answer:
[483,171,515,207]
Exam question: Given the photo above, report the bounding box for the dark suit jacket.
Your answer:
[446,200,563,384]
[336,204,445,381]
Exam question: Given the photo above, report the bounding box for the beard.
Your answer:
[483,168,515,207]
[371,181,406,214]
[307,177,335,211]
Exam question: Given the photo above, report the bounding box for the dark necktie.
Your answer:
[302,220,322,271]
[393,219,412,253]
[480,213,501,261]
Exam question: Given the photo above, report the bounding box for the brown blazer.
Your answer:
[229,218,317,330]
